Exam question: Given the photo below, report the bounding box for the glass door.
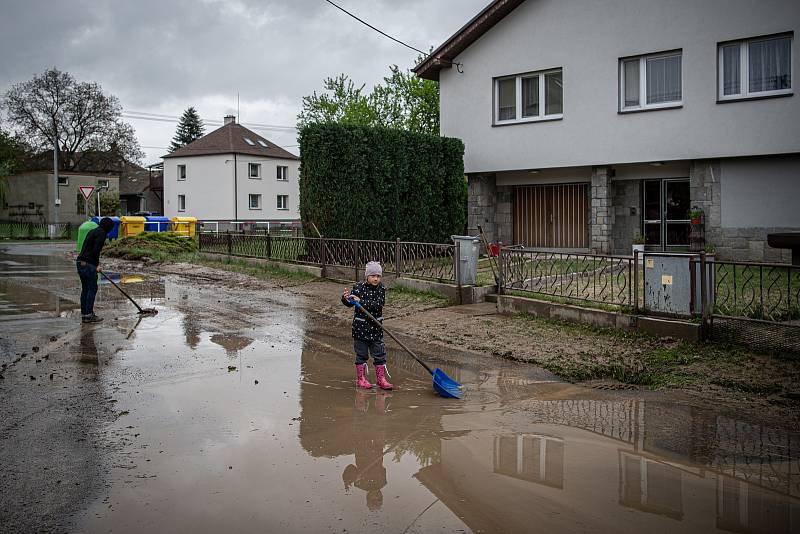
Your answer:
[642,179,690,250]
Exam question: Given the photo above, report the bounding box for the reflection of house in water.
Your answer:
[210,334,253,357]
[416,398,799,533]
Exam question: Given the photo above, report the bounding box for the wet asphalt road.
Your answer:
[1,242,799,533]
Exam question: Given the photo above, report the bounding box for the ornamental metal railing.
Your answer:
[198,233,456,283]
[498,247,635,307]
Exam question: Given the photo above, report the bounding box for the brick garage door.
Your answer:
[514,184,589,248]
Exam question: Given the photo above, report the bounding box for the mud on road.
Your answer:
[1,243,799,533]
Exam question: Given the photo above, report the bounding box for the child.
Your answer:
[342,261,393,390]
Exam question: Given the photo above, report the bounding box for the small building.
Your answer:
[415,0,800,262]
[0,171,119,226]
[120,163,163,215]
[162,116,300,229]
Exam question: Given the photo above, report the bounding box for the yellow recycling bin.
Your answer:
[120,216,146,237]
[171,216,197,237]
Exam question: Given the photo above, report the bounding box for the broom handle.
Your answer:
[100,270,144,313]
[349,298,434,375]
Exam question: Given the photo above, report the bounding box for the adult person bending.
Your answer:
[76,217,114,323]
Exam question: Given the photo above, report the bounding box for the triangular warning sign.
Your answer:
[79,186,95,200]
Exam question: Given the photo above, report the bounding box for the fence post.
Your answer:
[266,233,272,259]
[498,244,505,295]
[633,249,639,314]
[354,240,360,282]
[320,237,326,275]
[455,241,462,304]
[226,232,232,256]
[395,238,401,278]
[700,251,709,339]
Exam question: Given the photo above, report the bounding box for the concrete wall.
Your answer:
[720,155,800,228]
[1,172,119,225]
[164,154,300,221]
[439,0,800,173]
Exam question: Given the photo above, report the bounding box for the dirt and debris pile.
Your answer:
[103,232,197,261]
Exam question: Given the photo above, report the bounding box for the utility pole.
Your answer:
[53,132,60,230]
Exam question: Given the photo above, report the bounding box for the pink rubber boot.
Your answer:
[375,364,393,390]
[355,363,373,389]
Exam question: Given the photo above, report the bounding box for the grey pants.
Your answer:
[354,339,386,366]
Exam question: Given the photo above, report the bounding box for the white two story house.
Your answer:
[415,0,800,261]
[163,116,300,228]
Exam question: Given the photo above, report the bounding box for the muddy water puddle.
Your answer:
[75,289,800,533]
[1,244,797,533]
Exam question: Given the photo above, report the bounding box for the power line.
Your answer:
[122,110,297,131]
[323,0,426,56]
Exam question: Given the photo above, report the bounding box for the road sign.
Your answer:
[79,186,95,200]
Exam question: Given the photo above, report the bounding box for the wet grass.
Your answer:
[104,232,197,260]
[388,285,449,307]
[194,255,317,283]
[510,313,791,393]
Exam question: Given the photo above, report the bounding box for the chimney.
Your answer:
[224,115,236,125]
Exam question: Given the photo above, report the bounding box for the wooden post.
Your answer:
[700,251,709,339]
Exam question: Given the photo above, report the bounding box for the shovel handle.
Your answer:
[348,298,434,375]
[100,270,144,313]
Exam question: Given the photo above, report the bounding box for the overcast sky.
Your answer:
[0,0,489,164]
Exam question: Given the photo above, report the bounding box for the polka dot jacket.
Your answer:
[341,281,385,341]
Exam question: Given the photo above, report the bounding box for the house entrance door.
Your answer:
[513,183,589,249]
[642,179,690,250]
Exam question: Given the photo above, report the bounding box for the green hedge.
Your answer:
[299,123,466,242]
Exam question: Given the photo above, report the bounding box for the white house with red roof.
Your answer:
[162,115,299,227]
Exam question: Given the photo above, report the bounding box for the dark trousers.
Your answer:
[354,339,386,366]
[77,261,98,316]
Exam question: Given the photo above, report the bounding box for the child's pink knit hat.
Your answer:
[365,261,382,277]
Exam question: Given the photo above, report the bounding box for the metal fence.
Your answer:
[498,247,636,308]
[198,233,457,283]
[707,259,800,353]
[0,221,73,240]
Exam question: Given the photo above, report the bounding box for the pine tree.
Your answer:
[169,107,205,151]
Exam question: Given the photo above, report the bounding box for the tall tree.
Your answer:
[1,68,143,172]
[0,127,27,176]
[169,106,205,151]
[297,56,439,135]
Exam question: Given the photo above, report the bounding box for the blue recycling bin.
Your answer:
[90,216,121,239]
[144,216,171,233]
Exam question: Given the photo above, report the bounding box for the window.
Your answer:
[257,140,268,148]
[277,166,288,181]
[58,176,68,186]
[277,195,288,210]
[249,194,262,210]
[620,51,682,111]
[177,164,186,180]
[249,163,261,178]
[98,179,109,188]
[178,194,186,212]
[719,34,792,100]
[76,192,85,214]
[495,68,563,123]
[243,137,256,146]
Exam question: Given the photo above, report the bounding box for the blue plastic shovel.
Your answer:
[348,298,464,399]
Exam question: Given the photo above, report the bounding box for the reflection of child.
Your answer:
[342,390,390,510]
[341,261,393,390]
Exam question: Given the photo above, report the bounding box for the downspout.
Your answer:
[233,152,238,221]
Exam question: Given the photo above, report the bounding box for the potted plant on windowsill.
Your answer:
[632,234,646,256]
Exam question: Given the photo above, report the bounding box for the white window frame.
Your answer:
[619,51,683,112]
[57,176,69,186]
[494,68,564,124]
[277,195,288,210]
[248,194,262,210]
[277,166,288,181]
[178,194,186,212]
[177,164,186,181]
[97,179,109,188]
[718,34,793,101]
[249,162,261,179]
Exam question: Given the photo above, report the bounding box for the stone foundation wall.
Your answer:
[496,185,514,244]
[590,166,612,253]
[715,227,793,263]
[467,174,497,242]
